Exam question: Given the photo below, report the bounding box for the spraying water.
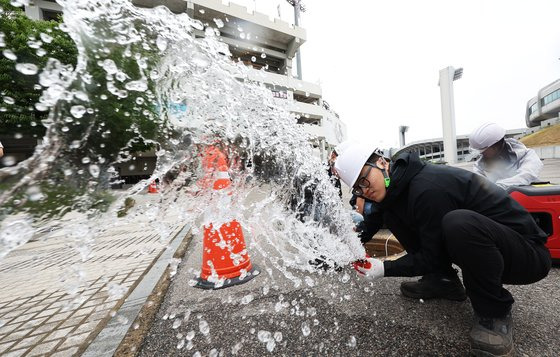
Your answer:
[0,2,369,337]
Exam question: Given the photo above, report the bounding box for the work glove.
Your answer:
[353,256,384,281]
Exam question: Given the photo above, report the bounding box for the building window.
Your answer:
[41,9,63,21]
[529,103,538,114]
[542,89,560,107]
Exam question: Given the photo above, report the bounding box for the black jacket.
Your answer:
[381,153,548,277]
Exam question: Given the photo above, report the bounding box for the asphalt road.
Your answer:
[138,233,560,356]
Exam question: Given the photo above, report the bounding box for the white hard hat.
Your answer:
[469,123,506,151]
[334,143,374,187]
[334,140,358,156]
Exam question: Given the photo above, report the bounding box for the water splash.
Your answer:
[0,0,364,289]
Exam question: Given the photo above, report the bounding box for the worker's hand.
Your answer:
[353,257,384,280]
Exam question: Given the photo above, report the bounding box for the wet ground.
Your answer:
[138,229,560,356]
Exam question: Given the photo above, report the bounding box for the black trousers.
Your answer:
[442,209,551,317]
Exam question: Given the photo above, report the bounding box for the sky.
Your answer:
[235,0,560,148]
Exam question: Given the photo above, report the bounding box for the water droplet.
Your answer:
[89,164,100,178]
[257,330,271,342]
[102,59,118,74]
[186,330,195,340]
[241,294,254,304]
[156,35,168,52]
[0,218,34,259]
[2,49,15,61]
[176,339,185,349]
[107,282,127,300]
[81,157,91,164]
[251,56,256,62]
[213,18,224,28]
[273,331,282,342]
[135,97,145,105]
[61,126,69,132]
[15,63,39,75]
[40,32,53,43]
[347,335,357,347]
[14,133,22,139]
[261,53,266,59]
[36,48,47,57]
[301,321,310,336]
[3,96,14,105]
[9,0,29,8]
[2,156,16,167]
[70,105,86,118]
[125,80,147,92]
[199,9,205,14]
[192,53,210,68]
[198,320,209,335]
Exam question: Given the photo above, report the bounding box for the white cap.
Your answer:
[334,143,374,187]
[334,140,357,156]
[469,123,506,151]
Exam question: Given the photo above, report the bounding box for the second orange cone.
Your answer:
[195,146,259,290]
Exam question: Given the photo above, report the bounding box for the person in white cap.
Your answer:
[469,123,543,188]
[335,143,550,356]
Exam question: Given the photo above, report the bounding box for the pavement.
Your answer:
[0,192,188,357]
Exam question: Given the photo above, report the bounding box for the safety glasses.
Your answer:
[352,163,375,197]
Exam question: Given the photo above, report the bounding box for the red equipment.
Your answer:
[509,185,560,261]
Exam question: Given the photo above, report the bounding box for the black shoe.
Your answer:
[469,312,514,357]
[400,272,467,301]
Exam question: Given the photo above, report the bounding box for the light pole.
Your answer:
[398,125,409,148]
[286,0,306,79]
[438,66,463,164]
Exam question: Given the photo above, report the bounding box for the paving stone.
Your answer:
[2,348,28,357]
[26,339,62,356]
[50,346,79,357]
[35,307,59,318]
[70,320,101,337]
[30,321,60,336]
[16,333,46,348]
[3,328,32,342]
[0,323,21,336]
[73,306,96,317]
[7,313,36,326]
[19,317,48,330]
[0,341,16,354]
[43,327,74,342]
[58,331,91,350]
[23,305,46,315]
[58,316,85,329]
[82,298,105,308]
[45,311,73,324]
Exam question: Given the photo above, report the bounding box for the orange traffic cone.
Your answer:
[195,147,259,289]
[148,180,158,193]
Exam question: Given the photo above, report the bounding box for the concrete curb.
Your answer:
[82,224,192,357]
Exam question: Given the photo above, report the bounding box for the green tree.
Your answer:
[0,0,77,136]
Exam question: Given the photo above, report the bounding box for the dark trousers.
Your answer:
[442,209,551,317]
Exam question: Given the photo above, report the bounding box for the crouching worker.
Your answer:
[335,143,551,357]
[469,123,543,188]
